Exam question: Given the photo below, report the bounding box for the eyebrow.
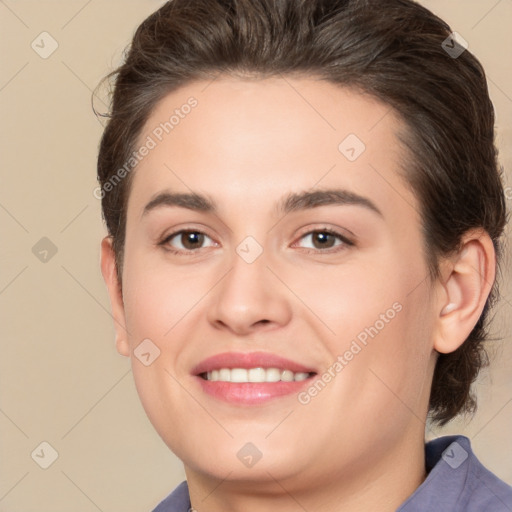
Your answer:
[142,188,383,218]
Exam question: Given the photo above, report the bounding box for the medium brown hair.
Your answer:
[96,0,507,424]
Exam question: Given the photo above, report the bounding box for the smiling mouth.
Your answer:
[199,368,316,383]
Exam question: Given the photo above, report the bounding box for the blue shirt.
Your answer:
[151,435,512,511]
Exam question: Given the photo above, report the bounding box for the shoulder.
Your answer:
[398,435,512,512]
[151,481,191,512]
[460,436,512,511]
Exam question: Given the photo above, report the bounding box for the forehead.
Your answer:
[128,76,419,223]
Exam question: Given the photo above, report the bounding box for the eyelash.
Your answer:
[158,227,354,256]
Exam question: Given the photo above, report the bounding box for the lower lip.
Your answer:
[195,376,314,405]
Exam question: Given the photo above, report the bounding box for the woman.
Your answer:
[97,0,512,510]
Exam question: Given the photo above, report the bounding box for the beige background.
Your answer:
[0,1,511,511]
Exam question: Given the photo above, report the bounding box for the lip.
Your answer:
[192,351,317,405]
[191,351,317,375]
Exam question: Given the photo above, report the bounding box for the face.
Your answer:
[106,77,440,489]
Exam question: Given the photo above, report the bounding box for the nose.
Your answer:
[207,246,293,336]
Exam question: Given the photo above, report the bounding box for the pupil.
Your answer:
[183,232,203,249]
[314,232,333,248]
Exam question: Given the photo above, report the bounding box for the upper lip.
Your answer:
[191,351,317,375]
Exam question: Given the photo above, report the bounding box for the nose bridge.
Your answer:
[207,236,292,333]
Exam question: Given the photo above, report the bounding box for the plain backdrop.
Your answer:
[0,1,511,511]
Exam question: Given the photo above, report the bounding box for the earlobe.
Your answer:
[433,230,495,354]
[100,236,130,357]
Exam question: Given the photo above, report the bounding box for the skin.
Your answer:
[101,76,495,511]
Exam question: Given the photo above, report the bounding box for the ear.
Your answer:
[100,236,130,357]
[433,229,496,354]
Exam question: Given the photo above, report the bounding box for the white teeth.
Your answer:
[230,368,248,383]
[281,370,294,382]
[248,368,266,382]
[266,368,281,382]
[219,368,231,381]
[204,367,312,383]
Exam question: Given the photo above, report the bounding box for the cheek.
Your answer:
[296,248,434,404]
[335,282,436,419]
[289,254,409,342]
[121,248,211,345]
[300,300,434,449]
[120,252,205,451]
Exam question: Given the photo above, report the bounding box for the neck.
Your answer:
[185,432,427,512]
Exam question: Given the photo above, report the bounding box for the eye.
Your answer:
[159,228,353,255]
[294,229,353,252]
[161,230,217,253]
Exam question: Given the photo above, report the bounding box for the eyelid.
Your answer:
[158,225,355,255]
[295,223,355,239]
[159,226,218,253]
[291,226,355,253]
